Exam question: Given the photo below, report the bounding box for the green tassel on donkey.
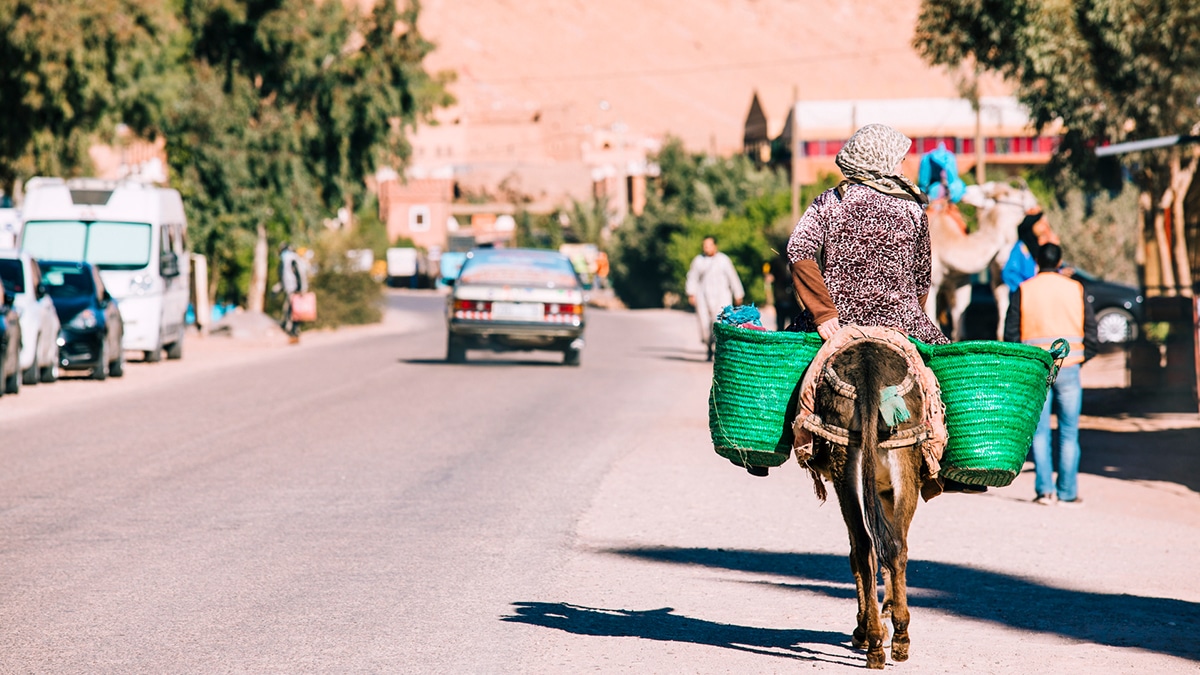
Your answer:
[879,385,911,428]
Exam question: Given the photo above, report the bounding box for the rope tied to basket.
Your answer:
[1047,338,1070,386]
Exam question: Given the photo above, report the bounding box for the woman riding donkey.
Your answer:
[784,124,972,668]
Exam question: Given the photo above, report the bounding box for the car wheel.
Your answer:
[563,347,582,367]
[165,330,184,360]
[93,341,109,381]
[22,336,41,385]
[110,347,125,378]
[40,359,59,383]
[447,335,467,363]
[144,345,163,363]
[5,358,20,394]
[1095,307,1137,344]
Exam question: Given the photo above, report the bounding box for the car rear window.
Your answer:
[0,259,23,293]
[40,266,94,298]
[458,250,579,288]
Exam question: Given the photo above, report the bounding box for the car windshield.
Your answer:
[40,266,95,299]
[22,220,152,270]
[457,250,579,288]
[0,259,23,293]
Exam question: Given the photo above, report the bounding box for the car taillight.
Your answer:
[453,299,492,319]
[544,302,583,324]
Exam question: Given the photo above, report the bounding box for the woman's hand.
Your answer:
[817,317,841,340]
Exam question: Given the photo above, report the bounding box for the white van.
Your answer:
[19,178,190,361]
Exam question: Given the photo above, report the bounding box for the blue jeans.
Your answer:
[1031,364,1082,501]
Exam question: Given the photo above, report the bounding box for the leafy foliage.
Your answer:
[0,0,176,192]
[163,0,451,305]
[913,0,1200,191]
[609,137,793,309]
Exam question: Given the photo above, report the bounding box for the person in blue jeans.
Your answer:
[1003,243,1098,506]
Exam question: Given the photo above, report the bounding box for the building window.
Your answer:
[409,205,431,232]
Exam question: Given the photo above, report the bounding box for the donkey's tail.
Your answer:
[855,344,899,575]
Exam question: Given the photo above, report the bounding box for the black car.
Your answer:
[0,279,21,395]
[40,260,124,380]
[1070,268,1144,344]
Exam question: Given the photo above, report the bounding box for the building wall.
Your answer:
[379,177,455,251]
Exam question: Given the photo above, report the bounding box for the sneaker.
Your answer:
[1059,497,1084,508]
[1033,494,1057,506]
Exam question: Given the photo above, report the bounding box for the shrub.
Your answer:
[305,228,384,329]
[309,268,383,328]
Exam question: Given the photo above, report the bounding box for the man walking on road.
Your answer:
[686,236,744,361]
[1004,242,1098,506]
[279,243,310,342]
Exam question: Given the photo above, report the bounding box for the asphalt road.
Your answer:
[1,292,1197,673]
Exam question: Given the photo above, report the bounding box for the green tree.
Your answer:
[913,0,1200,294]
[163,0,452,308]
[0,0,176,195]
[609,137,789,308]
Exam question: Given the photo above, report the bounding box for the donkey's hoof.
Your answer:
[866,648,887,669]
[891,641,910,662]
[851,629,868,649]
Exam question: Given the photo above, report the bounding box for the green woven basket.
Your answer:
[917,339,1066,487]
[708,323,824,469]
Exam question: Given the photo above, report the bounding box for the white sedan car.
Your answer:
[0,250,62,383]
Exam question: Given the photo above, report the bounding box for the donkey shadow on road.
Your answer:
[506,548,1200,664]
[509,547,1198,663]
[502,601,856,667]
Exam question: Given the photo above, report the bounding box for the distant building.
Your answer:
[745,93,1061,183]
[377,174,455,251]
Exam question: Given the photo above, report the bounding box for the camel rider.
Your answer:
[918,143,967,204]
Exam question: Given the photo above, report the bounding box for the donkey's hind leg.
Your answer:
[884,449,923,662]
[840,505,887,668]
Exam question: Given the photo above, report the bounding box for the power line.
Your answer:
[476,47,913,84]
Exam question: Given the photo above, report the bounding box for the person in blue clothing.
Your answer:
[918,143,967,204]
[1002,211,1058,294]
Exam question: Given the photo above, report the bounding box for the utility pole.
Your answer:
[790,85,801,225]
[974,105,986,184]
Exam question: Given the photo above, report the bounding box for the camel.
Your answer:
[926,180,1040,340]
[801,332,930,668]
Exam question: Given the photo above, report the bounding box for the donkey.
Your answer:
[804,338,928,669]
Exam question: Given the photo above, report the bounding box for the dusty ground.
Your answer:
[3,301,1195,672]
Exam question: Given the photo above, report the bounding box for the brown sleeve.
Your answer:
[791,259,838,324]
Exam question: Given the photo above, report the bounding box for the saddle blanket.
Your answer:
[792,325,948,500]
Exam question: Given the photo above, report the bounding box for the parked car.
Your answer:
[445,248,586,365]
[958,267,1144,345]
[0,250,62,383]
[1068,267,1144,345]
[39,260,124,380]
[21,177,190,362]
[0,279,21,395]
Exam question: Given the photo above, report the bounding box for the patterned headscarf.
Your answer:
[835,124,926,204]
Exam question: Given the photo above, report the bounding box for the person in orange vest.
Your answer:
[1003,242,1098,507]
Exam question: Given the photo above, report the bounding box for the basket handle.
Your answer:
[1047,338,1070,386]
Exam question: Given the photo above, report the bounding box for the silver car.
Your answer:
[446,248,586,365]
[0,250,63,383]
